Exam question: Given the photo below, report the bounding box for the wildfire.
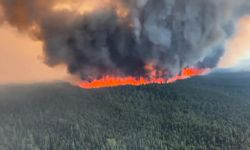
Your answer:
[80,68,209,89]
[166,68,210,83]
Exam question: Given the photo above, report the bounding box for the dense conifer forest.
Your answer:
[0,72,250,150]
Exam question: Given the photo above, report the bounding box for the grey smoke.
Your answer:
[0,0,250,80]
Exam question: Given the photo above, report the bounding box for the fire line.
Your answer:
[80,68,209,89]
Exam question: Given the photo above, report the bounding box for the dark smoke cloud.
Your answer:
[197,46,225,69]
[0,0,250,79]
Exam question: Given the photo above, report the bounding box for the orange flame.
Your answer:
[80,68,209,89]
[167,68,210,83]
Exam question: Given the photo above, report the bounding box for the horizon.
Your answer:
[0,0,250,85]
[1,1,250,149]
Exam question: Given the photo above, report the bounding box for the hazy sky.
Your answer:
[219,16,250,68]
[0,16,250,84]
[0,24,68,84]
[0,1,250,84]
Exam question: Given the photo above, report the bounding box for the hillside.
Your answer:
[0,72,250,150]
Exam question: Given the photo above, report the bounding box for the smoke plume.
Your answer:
[0,0,250,80]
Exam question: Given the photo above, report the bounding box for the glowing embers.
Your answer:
[80,68,209,89]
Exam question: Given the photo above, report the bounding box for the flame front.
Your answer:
[167,68,210,83]
[80,68,209,89]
